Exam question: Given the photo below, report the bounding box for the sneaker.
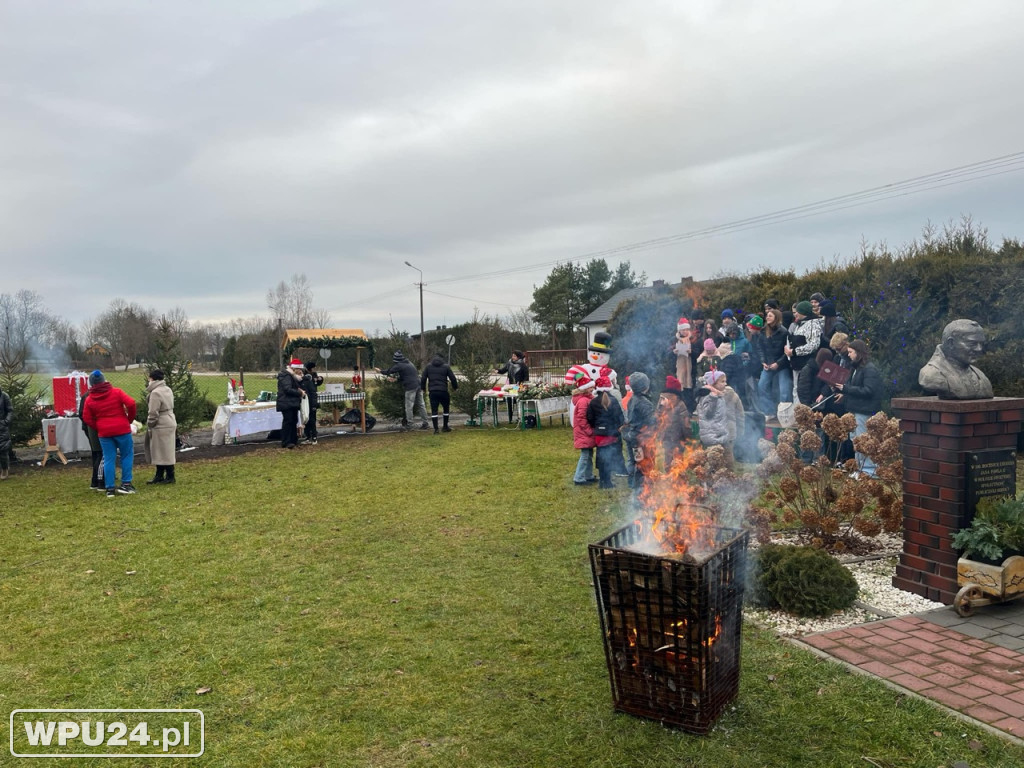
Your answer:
[310,438,318,445]
[106,488,116,498]
[91,485,105,492]
[117,483,137,495]
[419,423,430,430]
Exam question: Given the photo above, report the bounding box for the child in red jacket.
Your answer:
[570,373,596,485]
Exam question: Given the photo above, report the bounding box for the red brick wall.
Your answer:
[890,397,1024,604]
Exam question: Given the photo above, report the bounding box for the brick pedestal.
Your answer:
[890,397,1024,604]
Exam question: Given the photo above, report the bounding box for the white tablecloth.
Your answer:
[211,402,300,445]
[41,417,93,453]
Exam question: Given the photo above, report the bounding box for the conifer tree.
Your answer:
[140,317,207,433]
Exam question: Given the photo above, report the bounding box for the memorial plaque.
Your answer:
[966,449,1017,523]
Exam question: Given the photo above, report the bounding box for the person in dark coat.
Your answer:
[819,300,851,348]
[833,339,883,477]
[622,372,656,490]
[658,375,692,468]
[78,385,104,490]
[421,352,459,433]
[301,361,324,444]
[785,300,823,405]
[586,376,625,489]
[0,383,13,480]
[757,307,792,418]
[376,351,429,430]
[276,361,306,448]
[496,350,529,424]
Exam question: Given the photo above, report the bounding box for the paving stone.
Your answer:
[979,694,1024,718]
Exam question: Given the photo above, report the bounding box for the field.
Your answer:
[2,428,1022,767]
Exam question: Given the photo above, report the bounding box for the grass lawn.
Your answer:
[2,427,1022,767]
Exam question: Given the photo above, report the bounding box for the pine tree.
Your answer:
[141,318,208,434]
[0,348,47,448]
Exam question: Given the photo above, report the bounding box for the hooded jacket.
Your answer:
[276,369,303,411]
[696,391,731,446]
[381,355,421,391]
[572,390,596,449]
[81,381,136,438]
[421,355,459,394]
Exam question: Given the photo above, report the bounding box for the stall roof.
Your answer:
[282,328,368,349]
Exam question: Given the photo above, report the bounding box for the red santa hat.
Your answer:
[565,366,594,391]
[595,376,612,392]
[287,358,304,370]
[677,317,691,332]
[624,375,632,392]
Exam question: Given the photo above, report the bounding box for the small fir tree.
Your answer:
[0,348,47,448]
[140,318,208,434]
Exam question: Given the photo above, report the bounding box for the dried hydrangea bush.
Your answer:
[751,405,903,552]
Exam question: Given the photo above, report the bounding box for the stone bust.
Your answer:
[918,319,993,400]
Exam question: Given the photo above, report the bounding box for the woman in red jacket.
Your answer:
[81,370,138,496]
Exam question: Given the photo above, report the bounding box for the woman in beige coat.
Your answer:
[144,370,177,484]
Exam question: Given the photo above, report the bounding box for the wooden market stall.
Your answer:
[283,329,376,432]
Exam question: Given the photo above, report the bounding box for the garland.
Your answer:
[283,335,376,366]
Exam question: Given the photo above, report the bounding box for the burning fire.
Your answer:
[631,408,718,558]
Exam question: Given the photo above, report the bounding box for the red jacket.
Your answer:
[81,382,137,438]
[572,391,595,449]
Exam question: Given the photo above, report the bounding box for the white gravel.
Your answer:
[745,533,947,637]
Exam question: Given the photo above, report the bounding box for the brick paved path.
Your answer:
[797,602,1024,743]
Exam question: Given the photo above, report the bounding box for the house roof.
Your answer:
[580,284,681,325]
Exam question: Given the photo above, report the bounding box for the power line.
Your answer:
[422,287,529,310]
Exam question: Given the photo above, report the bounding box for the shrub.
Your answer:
[760,545,859,618]
[370,378,406,420]
[745,544,793,609]
[752,405,903,552]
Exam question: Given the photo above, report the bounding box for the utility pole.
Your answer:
[404,261,425,362]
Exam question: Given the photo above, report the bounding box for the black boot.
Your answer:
[146,467,166,485]
[164,465,176,484]
[442,415,451,432]
[432,416,439,434]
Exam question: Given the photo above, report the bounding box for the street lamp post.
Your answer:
[404,261,425,362]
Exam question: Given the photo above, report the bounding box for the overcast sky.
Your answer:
[3,1,1023,337]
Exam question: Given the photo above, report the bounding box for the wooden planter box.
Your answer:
[954,555,1024,616]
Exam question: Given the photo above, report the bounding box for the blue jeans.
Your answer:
[758,367,793,414]
[99,433,134,488]
[853,413,876,478]
[596,443,619,487]
[573,448,594,483]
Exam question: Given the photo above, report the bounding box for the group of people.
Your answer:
[77,368,178,496]
[275,358,323,448]
[372,350,460,434]
[567,292,885,489]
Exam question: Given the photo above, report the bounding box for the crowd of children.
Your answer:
[569,293,885,488]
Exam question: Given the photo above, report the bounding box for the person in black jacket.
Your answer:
[276,360,307,449]
[622,372,655,491]
[833,339,883,477]
[757,307,791,418]
[819,300,851,348]
[0,383,13,480]
[301,361,324,444]
[78,387,104,489]
[496,350,529,424]
[586,376,625,489]
[421,352,459,433]
[376,351,430,430]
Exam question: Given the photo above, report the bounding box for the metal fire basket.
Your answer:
[589,524,749,734]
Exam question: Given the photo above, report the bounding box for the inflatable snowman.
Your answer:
[582,331,617,392]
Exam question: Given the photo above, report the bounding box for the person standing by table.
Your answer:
[81,370,137,496]
[301,361,324,444]
[0,382,12,480]
[421,351,459,434]
[276,360,306,449]
[144,369,177,484]
[78,385,104,490]
[376,351,429,431]
[496,350,529,424]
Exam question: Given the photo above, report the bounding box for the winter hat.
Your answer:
[721,308,734,319]
[290,358,304,369]
[564,365,589,387]
[574,374,595,392]
[810,292,826,303]
[677,317,691,332]
[305,360,317,371]
[704,370,726,386]
[746,314,764,330]
[702,338,717,354]
[764,298,780,309]
[717,341,732,357]
[819,299,837,318]
[628,371,650,394]
[795,300,813,317]
[664,375,683,393]
[88,370,105,387]
[624,375,632,392]
[595,376,613,392]
[392,351,406,363]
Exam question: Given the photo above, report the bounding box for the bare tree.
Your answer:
[0,289,52,365]
[309,307,333,329]
[505,307,542,336]
[92,299,156,370]
[267,274,314,327]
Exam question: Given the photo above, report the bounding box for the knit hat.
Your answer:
[721,308,734,319]
[702,338,717,353]
[704,370,726,386]
[764,298,780,309]
[819,299,837,318]
[564,365,589,387]
[595,376,612,392]
[628,371,650,394]
[795,300,813,317]
[677,317,691,332]
[746,315,764,330]
[664,375,682,393]
[88,369,105,387]
[305,360,317,370]
[392,351,406,363]
[574,374,595,392]
[810,292,826,303]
